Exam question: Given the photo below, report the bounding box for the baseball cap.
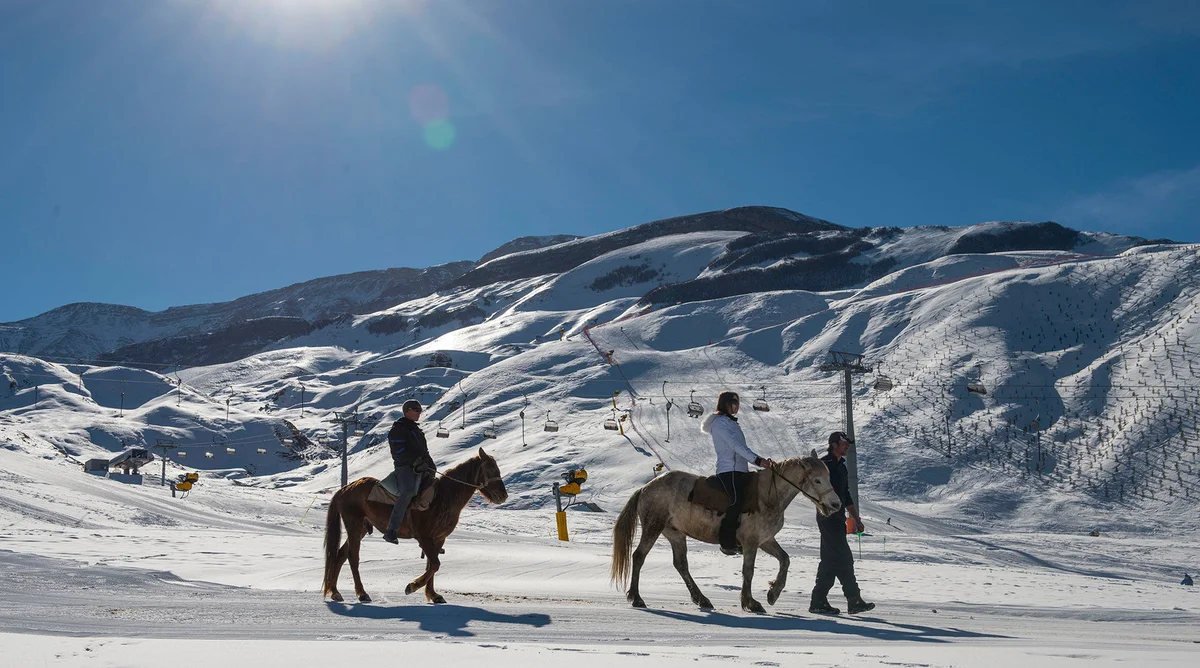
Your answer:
[828,431,855,445]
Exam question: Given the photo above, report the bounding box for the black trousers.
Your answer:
[717,471,750,547]
[812,514,861,602]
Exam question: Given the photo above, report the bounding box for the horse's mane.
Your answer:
[434,453,482,489]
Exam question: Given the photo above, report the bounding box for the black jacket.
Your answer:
[388,418,434,472]
[820,451,854,518]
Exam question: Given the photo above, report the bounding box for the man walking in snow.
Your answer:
[810,431,875,615]
[382,399,436,544]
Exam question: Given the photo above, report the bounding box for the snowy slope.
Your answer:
[3,221,1198,665]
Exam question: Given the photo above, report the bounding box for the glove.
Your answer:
[755,457,775,468]
[413,458,435,475]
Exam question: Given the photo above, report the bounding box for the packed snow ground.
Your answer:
[1,439,1197,666]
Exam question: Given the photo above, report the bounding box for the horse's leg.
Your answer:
[759,537,789,606]
[422,538,446,604]
[740,544,765,613]
[347,522,371,602]
[663,527,711,609]
[627,518,664,608]
[328,542,350,602]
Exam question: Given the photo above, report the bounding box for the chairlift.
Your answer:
[256,448,267,455]
[543,410,559,433]
[967,365,987,395]
[225,447,236,454]
[436,421,450,438]
[752,385,770,412]
[603,409,620,431]
[353,428,364,436]
[177,451,187,458]
[204,452,214,459]
[874,374,894,392]
[483,420,498,439]
[686,389,704,419]
[282,437,294,445]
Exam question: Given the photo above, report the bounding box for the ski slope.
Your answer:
[2,230,1199,665]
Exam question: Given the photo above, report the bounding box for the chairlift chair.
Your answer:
[177,451,186,458]
[752,385,770,412]
[225,447,236,454]
[543,411,559,433]
[436,421,450,438]
[256,448,267,455]
[483,420,498,439]
[204,452,214,459]
[967,365,987,395]
[686,389,704,418]
[874,375,894,392]
[603,410,620,431]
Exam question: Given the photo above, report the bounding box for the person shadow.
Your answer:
[643,608,1009,644]
[326,601,551,637]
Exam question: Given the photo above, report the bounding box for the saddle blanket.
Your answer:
[367,470,435,510]
[687,474,760,514]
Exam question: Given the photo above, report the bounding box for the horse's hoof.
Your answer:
[631,598,647,609]
[744,600,766,614]
[358,593,372,603]
[329,592,344,603]
[767,589,781,606]
[697,597,713,610]
[404,583,417,595]
[431,595,446,604]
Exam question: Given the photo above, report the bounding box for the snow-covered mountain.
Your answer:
[0,262,473,363]
[1,207,1195,535]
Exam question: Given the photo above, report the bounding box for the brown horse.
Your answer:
[323,447,507,604]
[611,452,840,613]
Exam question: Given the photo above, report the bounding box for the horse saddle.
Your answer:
[368,471,435,511]
[687,475,759,514]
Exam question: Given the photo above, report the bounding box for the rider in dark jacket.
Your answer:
[382,400,436,543]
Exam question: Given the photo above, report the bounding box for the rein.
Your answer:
[435,467,501,490]
[766,463,824,508]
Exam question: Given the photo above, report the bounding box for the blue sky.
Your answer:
[2,0,1198,322]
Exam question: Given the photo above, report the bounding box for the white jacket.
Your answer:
[701,413,762,474]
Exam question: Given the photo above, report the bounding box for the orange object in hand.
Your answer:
[845,516,859,535]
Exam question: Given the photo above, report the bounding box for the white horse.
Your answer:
[611,452,841,612]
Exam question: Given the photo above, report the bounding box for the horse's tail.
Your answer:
[610,487,643,589]
[322,487,344,598]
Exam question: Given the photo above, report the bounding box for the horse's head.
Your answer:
[475,447,508,504]
[787,449,841,517]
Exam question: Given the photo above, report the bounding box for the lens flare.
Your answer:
[422,119,456,150]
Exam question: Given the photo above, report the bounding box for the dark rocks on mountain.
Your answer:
[641,247,897,307]
[364,314,409,335]
[947,222,1080,255]
[588,263,662,292]
[450,206,842,290]
[100,317,315,369]
[709,229,870,272]
[415,304,487,330]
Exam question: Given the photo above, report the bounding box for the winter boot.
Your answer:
[382,529,399,544]
[808,599,840,615]
[846,596,875,614]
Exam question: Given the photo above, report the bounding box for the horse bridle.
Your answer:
[436,468,502,490]
[767,462,827,509]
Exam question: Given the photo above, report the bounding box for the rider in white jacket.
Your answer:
[700,391,774,555]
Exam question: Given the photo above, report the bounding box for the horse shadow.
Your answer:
[643,609,1009,644]
[326,601,551,637]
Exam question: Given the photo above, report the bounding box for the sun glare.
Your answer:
[196,0,425,52]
